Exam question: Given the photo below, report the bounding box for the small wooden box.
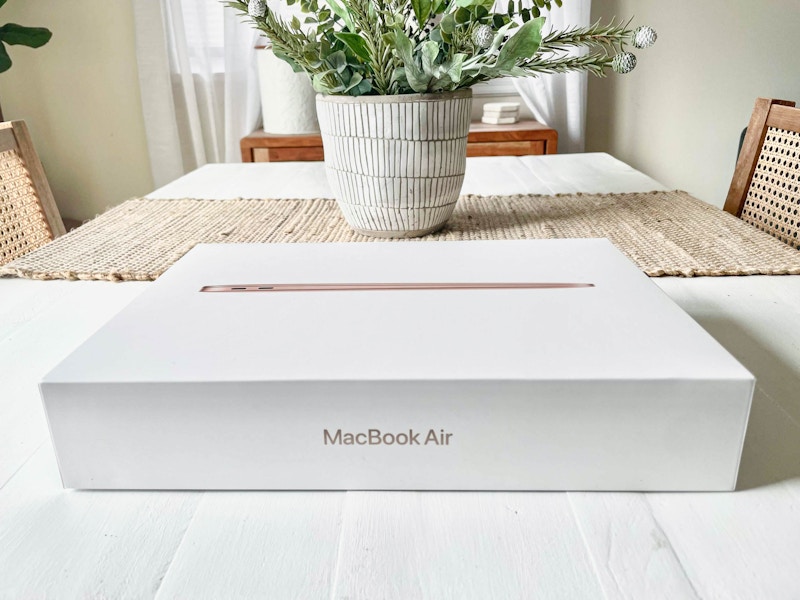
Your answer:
[240,119,558,162]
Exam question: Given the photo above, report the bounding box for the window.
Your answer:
[173,0,226,73]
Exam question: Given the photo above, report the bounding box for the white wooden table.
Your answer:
[2,153,799,599]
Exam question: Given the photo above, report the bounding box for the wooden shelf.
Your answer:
[241,119,557,162]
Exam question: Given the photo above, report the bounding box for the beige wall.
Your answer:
[0,0,152,222]
[586,0,800,207]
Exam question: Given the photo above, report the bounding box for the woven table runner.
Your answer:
[3,191,800,281]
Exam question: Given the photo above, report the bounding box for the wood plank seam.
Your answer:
[0,440,44,492]
[749,388,800,496]
[642,495,704,599]
[328,492,351,600]
[151,493,205,599]
[565,493,616,600]
[757,385,800,432]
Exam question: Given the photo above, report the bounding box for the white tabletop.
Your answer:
[2,153,799,599]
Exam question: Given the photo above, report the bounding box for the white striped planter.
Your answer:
[316,90,473,238]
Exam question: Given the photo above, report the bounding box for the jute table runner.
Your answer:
[3,191,800,281]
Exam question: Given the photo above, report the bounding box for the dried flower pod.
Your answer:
[472,24,494,49]
[633,25,657,49]
[248,0,267,18]
[612,51,637,74]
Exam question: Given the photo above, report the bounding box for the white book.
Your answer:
[483,107,520,115]
[483,102,520,112]
[483,111,520,119]
[481,116,519,125]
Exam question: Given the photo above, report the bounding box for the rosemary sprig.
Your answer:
[347,0,395,93]
[538,18,635,56]
[225,2,325,77]
[520,52,616,77]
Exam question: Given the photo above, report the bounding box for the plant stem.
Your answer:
[539,19,635,55]
[520,52,615,77]
[346,0,395,93]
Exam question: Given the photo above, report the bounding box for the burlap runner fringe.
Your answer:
[2,191,799,281]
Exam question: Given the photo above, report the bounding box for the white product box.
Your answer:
[40,240,754,491]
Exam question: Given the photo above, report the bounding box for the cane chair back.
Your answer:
[724,98,800,249]
[0,120,65,266]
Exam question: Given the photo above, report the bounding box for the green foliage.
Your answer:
[495,17,544,70]
[0,44,9,73]
[225,0,650,96]
[0,17,53,73]
[326,0,356,32]
[410,0,432,30]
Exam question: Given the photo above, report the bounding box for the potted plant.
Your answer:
[226,0,656,237]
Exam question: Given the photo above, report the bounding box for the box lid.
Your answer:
[43,240,753,384]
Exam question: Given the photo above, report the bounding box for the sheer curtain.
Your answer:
[513,0,591,154]
[131,0,262,187]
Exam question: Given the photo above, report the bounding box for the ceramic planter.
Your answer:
[257,48,319,134]
[316,90,473,238]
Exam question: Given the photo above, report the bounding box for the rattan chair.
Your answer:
[0,120,65,266]
[724,98,800,249]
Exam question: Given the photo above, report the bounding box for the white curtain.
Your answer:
[514,0,591,154]
[131,0,262,187]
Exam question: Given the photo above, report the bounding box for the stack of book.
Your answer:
[481,102,520,125]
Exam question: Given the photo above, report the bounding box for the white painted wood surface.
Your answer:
[2,154,799,598]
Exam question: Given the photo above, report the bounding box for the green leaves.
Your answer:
[0,22,52,73]
[410,0,432,30]
[454,0,494,8]
[385,29,466,93]
[343,71,371,95]
[309,44,372,97]
[387,29,427,92]
[326,0,355,32]
[420,41,439,75]
[0,42,10,73]
[334,32,370,62]
[453,8,470,25]
[329,50,348,73]
[313,67,372,96]
[496,16,544,70]
[0,23,53,47]
[273,47,305,73]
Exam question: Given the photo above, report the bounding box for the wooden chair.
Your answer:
[724,98,800,249]
[0,120,65,266]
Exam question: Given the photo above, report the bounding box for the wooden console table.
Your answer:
[241,119,558,162]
